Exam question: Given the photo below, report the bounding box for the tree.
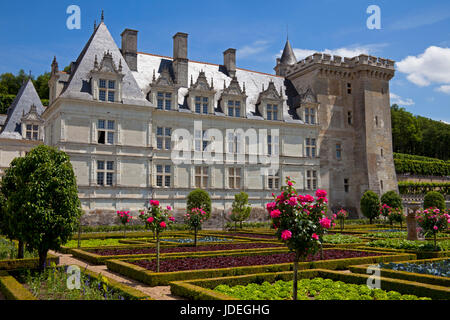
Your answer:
[360,190,380,224]
[184,208,209,246]
[230,192,252,230]
[187,189,211,219]
[381,190,403,210]
[423,191,446,211]
[0,145,82,271]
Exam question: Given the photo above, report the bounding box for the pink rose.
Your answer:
[312,233,319,240]
[169,216,175,222]
[281,230,292,241]
[140,211,145,215]
[320,217,332,229]
[160,221,167,228]
[150,200,160,206]
[266,202,277,212]
[287,181,293,187]
[433,226,438,231]
[270,209,281,219]
[303,194,315,203]
[315,189,327,198]
[147,217,154,223]
[166,206,172,211]
[288,197,298,206]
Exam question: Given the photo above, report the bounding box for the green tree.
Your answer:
[423,191,446,211]
[360,190,380,224]
[186,189,211,219]
[230,192,252,230]
[381,190,403,210]
[0,145,82,271]
[32,72,50,100]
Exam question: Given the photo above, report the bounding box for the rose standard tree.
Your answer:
[117,211,132,236]
[416,208,449,250]
[0,145,82,271]
[266,177,331,300]
[184,208,209,247]
[139,200,175,272]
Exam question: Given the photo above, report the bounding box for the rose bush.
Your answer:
[336,209,348,231]
[184,207,209,246]
[416,207,449,250]
[117,211,132,236]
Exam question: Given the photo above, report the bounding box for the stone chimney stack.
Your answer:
[121,29,138,71]
[223,48,236,78]
[173,32,189,87]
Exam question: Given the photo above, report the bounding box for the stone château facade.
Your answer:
[0,18,398,226]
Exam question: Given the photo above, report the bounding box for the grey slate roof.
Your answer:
[0,79,44,139]
[280,40,297,66]
[60,22,150,107]
[0,114,6,126]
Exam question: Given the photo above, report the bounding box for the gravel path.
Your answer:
[49,251,184,300]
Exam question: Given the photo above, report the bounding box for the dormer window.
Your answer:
[188,71,216,115]
[90,51,124,103]
[195,96,209,114]
[25,124,39,140]
[267,104,279,121]
[305,107,316,124]
[227,100,241,117]
[99,79,116,102]
[221,77,247,118]
[21,104,44,141]
[157,92,172,110]
[256,81,284,121]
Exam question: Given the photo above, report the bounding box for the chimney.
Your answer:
[121,29,138,71]
[223,48,236,78]
[173,32,189,87]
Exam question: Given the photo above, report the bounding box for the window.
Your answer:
[381,148,384,158]
[194,130,209,152]
[375,116,379,127]
[157,92,172,110]
[195,96,209,114]
[268,172,280,190]
[344,178,349,193]
[156,127,172,150]
[156,165,171,187]
[380,180,384,191]
[97,120,115,145]
[267,134,279,156]
[228,168,242,189]
[336,143,342,160]
[25,124,39,140]
[227,131,242,154]
[228,100,241,117]
[97,160,114,186]
[99,79,116,102]
[267,104,278,121]
[195,166,208,188]
[305,138,317,158]
[305,108,316,124]
[306,170,317,190]
[347,83,352,94]
[347,111,353,125]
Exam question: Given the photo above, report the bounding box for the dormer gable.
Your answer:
[256,80,284,121]
[90,51,125,103]
[220,76,247,118]
[149,66,178,111]
[21,104,44,141]
[188,70,216,114]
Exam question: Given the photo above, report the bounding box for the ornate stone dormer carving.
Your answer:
[90,51,125,103]
[188,70,216,115]
[149,66,178,111]
[220,76,247,118]
[21,104,44,141]
[256,80,284,121]
[297,87,319,124]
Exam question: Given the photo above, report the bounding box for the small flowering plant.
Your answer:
[266,177,332,300]
[184,207,209,246]
[336,209,348,231]
[416,207,449,250]
[117,211,132,235]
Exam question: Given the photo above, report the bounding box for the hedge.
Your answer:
[356,246,449,259]
[348,257,450,288]
[394,153,450,164]
[105,250,415,287]
[398,181,450,195]
[170,268,449,300]
[0,253,59,271]
[394,158,450,176]
[0,271,37,300]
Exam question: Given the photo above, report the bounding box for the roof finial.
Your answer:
[243,82,246,94]
[190,75,194,86]
[118,59,122,72]
[211,77,214,89]
[101,10,104,22]
[152,69,156,82]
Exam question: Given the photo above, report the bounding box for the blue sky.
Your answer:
[0,0,449,122]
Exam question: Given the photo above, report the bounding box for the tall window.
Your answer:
[268,172,280,190]
[347,82,352,94]
[97,160,114,186]
[228,168,242,189]
[267,134,279,156]
[195,166,208,188]
[306,170,317,190]
[305,138,317,158]
[99,79,116,102]
[195,96,209,114]
[267,104,278,120]
[194,130,208,152]
[25,124,39,140]
[347,111,353,125]
[156,164,171,187]
[336,143,342,160]
[228,100,241,117]
[344,178,349,193]
[98,120,115,145]
[305,108,316,124]
[157,92,172,110]
[227,131,242,154]
[156,127,172,150]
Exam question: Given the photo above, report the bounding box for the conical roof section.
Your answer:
[0,79,44,139]
[280,39,297,65]
[60,22,150,107]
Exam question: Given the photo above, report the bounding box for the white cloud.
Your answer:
[436,85,450,94]
[396,46,450,87]
[390,93,415,106]
[238,40,270,59]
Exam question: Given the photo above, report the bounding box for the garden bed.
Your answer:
[105,249,415,286]
[0,253,60,271]
[349,257,450,288]
[170,269,448,300]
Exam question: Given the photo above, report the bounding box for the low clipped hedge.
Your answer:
[349,257,450,288]
[394,158,450,176]
[170,268,449,300]
[0,271,37,300]
[105,249,415,287]
[356,246,449,259]
[398,181,450,195]
[0,253,59,271]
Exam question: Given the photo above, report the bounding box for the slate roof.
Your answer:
[280,39,297,66]
[0,79,44,139]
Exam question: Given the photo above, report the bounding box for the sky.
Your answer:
[0,0,449,122]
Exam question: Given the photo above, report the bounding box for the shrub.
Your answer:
[423,191,446,211]
[184,208,209,246]
[360,191,381,224]
[416,208,449,250]
[230,192,252,230]
[187,189,211,219]
[381,191,403,210]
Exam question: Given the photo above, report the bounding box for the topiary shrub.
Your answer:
[360,190,381,224]
[187,189,212,219]
[381,190,403,210]
[423,191,446,211]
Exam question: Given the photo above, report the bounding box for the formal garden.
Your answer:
[0,146,449,301]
